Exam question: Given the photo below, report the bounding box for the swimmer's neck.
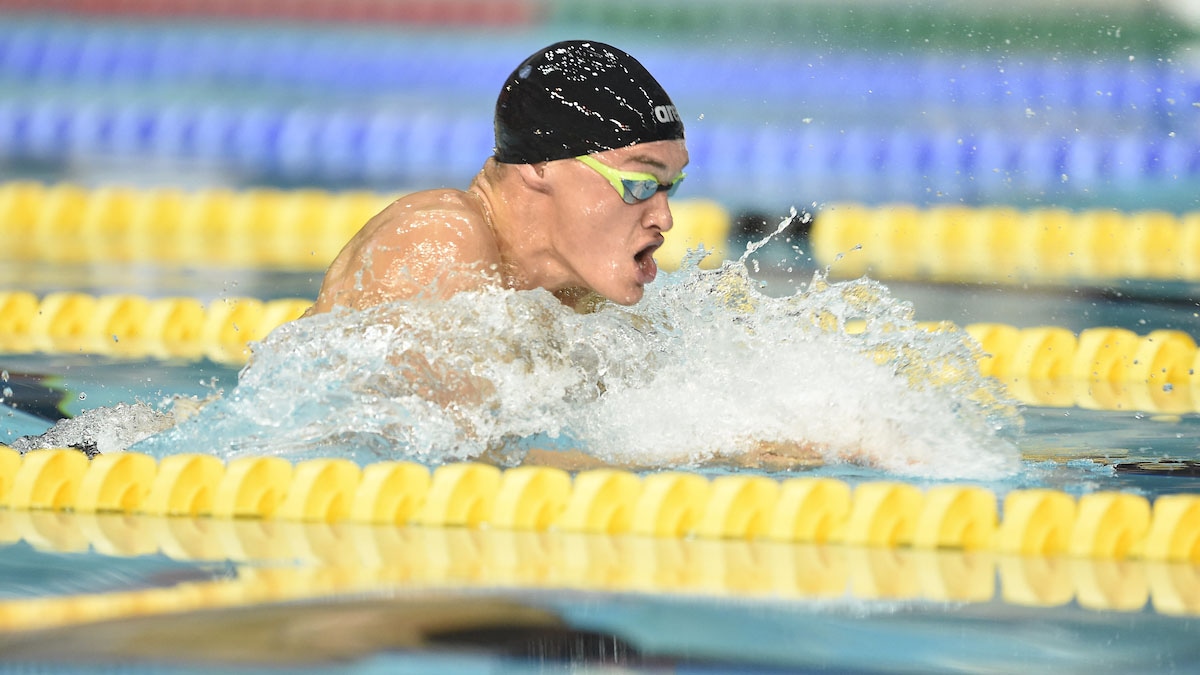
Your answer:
[469,159,588,307]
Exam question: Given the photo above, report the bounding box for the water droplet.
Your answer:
[78,393,87,401]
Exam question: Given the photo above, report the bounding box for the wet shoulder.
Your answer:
[357,188,499,271]
[369,189,490,241]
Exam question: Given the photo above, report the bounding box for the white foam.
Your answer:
[129,245,1021,480]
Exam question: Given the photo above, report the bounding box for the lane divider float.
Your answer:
[2,447,1199,632]
[0,290,311,363]
[813,203,1200,283]
[2,447,1198,564]
[0,182,729,271]
[3,290,1197,412]
[1,517,1197,633]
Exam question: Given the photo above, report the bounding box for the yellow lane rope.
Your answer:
[2,290,1198,413]
[1,448,1196,564]
[812,202,1200,283]
[0,291,311,363]
[1,514,1197,632]
[0,182,385,269]
[2,446,1199,631]
[0,182,729,271]
[10,183,1199,284]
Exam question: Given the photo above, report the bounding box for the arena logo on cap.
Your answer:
[653,105,680,123]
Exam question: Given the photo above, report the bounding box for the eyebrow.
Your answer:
[628,154,687,176]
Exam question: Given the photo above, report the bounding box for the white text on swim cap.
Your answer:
[653,105,680,123]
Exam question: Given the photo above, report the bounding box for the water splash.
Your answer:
[11,401,180,457]
[130,238,1021,480]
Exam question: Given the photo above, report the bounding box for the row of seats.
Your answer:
[2,448,1197,564]
[3,289,1198,414]
[812,203,1200,282]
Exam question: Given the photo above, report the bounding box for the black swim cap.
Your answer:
[493,40,685,164]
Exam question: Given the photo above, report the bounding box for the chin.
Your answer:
[609,287,644,306]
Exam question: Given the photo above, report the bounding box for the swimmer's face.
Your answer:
[547,139,689,305]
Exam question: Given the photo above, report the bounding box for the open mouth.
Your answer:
[634,240,662,283]
[634,241,659,265]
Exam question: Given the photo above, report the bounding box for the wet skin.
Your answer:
[303,140,830,470]
[308,139,689,315]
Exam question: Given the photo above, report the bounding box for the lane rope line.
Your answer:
[1,511,1196,633]
[3,290,1198,413]
[0,182,729,271]
[1,447,1197,564]
[813,203,1200,283]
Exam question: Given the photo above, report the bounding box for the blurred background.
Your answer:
[3,0,1198,208]
[1,0,1198,302]
[3,4,1200,666]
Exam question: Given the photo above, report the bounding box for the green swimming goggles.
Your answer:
[576,154,686,204]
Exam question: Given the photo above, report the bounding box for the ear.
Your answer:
[515,162,553,195]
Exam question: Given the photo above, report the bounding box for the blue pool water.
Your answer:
[3,258,1200,673]
[4,3,1200,672]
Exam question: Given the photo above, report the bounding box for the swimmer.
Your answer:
[306,40,824,472]
[13,40,821,471]
[307,40,689,315]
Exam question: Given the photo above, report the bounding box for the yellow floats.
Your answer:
[0,290,311,362]
[3,447,1199,564]
[814,203,1200,283]
[3,446,1199,633]
[2,522,1198,633]
[5,289,1197,412]
[965,323,1200,413]
[0,182,730,272]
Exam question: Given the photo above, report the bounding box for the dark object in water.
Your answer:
[0,595,651,668]
[427,624,643,664]
[0,370,71,423]
[1113,460,1200,477]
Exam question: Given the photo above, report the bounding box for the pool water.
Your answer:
[4,4,1200,673]
[3,256,1200,673]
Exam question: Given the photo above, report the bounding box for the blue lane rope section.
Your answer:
[1,20,1196,126]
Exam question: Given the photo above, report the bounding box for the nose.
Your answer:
[644,192,674,233]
